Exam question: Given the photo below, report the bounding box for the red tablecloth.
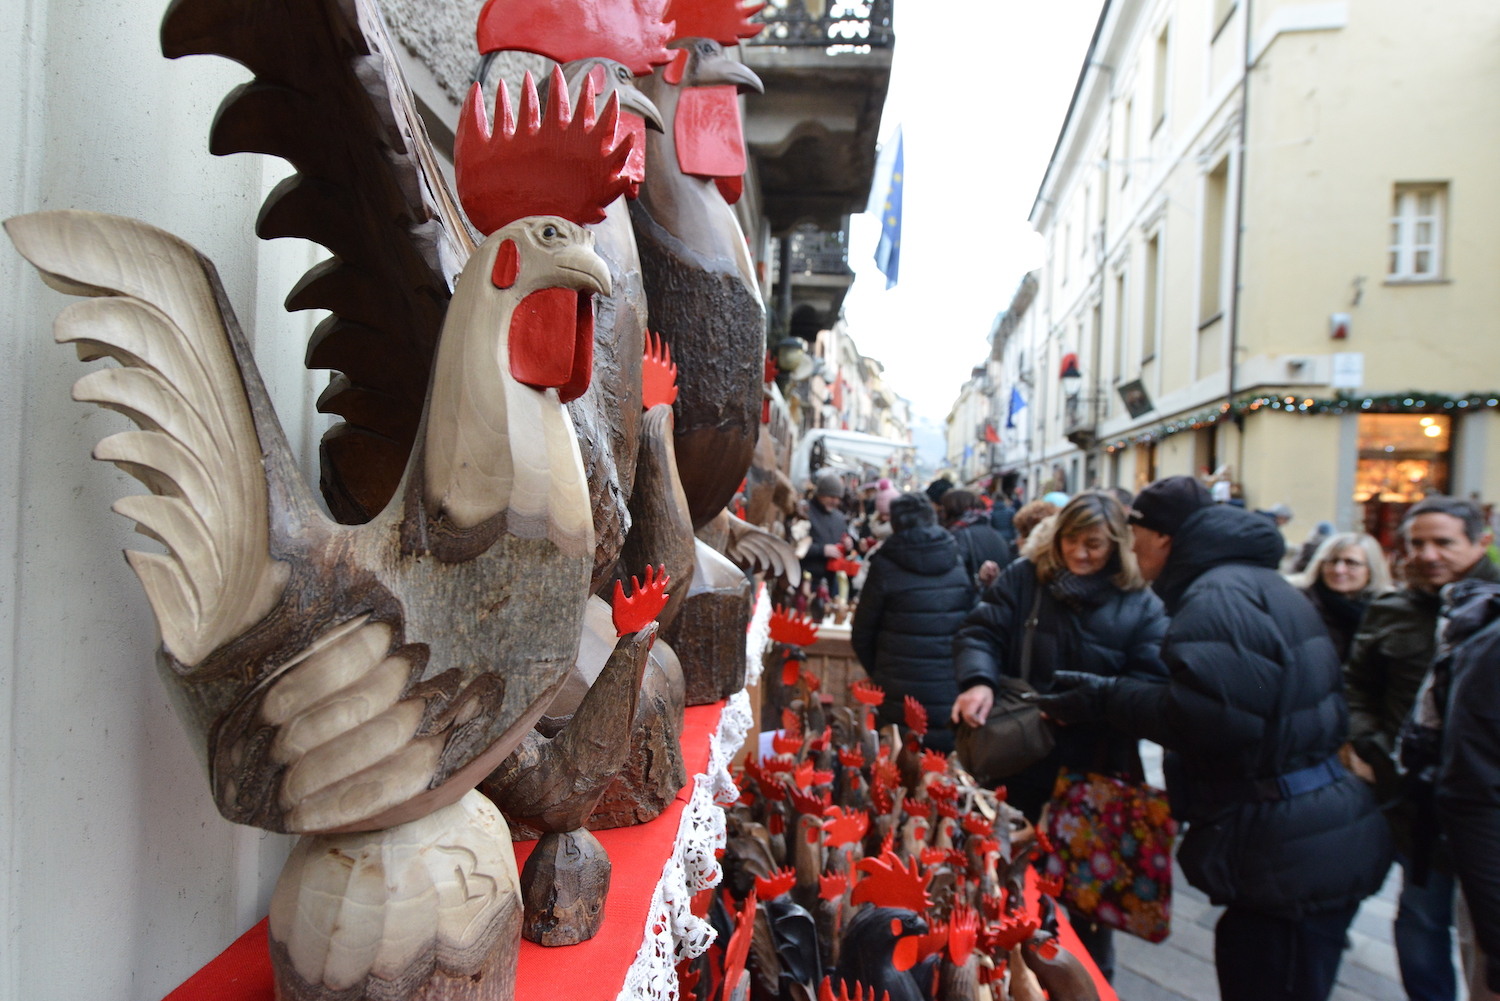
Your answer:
[163,699,1117,1001]
[164,703,727,1001]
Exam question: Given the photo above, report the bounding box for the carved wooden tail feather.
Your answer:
[161,0,475,524]
[268,790,522,1001]
[4,210,290,668]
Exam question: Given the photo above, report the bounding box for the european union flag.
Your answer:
[1006,386,1026,429]
[872,128,903,289]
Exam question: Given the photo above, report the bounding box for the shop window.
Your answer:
[1356,413,1451,548]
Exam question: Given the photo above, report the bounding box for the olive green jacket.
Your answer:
[1344,555,1500,851]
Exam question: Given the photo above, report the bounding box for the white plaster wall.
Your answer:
[0,1,334,998]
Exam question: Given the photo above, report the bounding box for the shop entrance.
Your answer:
[1355,413,1451,550]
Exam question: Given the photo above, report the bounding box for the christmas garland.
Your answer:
[1100,391,1500,452]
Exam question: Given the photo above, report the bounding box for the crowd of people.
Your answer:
[816,469,1500,1001]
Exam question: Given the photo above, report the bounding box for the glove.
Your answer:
[1023,671,1115,726]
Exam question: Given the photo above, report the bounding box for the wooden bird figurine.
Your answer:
[633,31,767,528]
[6,5,647,995]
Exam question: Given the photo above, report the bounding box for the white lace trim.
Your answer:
[617,601,769,1001]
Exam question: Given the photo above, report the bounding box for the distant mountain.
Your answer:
[909,414,947,480]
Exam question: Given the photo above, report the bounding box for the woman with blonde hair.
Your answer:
[1292,532,1392,661]
[950,491,1169,979]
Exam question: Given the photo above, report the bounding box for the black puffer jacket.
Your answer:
[950,511,1014,590]
[1433,582,1500,992]
[851,524,973,750]
[953,557,1169,818]
[1106,504,1392,918]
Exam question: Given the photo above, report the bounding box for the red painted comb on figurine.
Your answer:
[903,695,928,736]
[665,0,766,43]
[611,564,670,635]
[641,331,679,409]
[850,679,885,706]
[456,67,636,235]
[818,978,890,1001]
[476,0,675,76]
[852,849,932,913]
[822,805,869,847]
[770,605,819,646]
[754,867,796,901]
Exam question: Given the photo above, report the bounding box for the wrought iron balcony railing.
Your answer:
[749,0,895,49]
[788,222,852,275]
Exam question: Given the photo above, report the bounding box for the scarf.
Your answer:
[1313,580,1367,635]
[1047,568,1117,611]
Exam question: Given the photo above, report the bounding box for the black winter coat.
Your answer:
[952,558,1169,819]
[1434,582,1500,992]
[851,524,973,751]
[950,514,1014,590]
[1105,504,1392,918]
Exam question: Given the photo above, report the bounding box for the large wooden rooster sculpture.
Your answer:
[5,6,659,999]
[633,10,768,530]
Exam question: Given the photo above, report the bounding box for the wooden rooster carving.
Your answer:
[633,25,767,529]
[4,2,650,993]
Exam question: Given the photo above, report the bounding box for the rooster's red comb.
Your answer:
[837,746,865,769]
[920,749,947,774]
[456,67,635,235]
[818,872,848,901]
[612,564,670,635]
[754,867,796,900]
[641,331,679,409]
[817,978,890,1001]
[948,906,979,966]
[850,679,885,706]
[665,0,767,44]
[851,849,932,913]
[771,730,801,757]
[721,890,758,1000]
[821,805,869,847]
[770,606,819,646]
[476,0,675,76]
[786,782,831,817]
[903,696,928,736]
[961,814,992,838]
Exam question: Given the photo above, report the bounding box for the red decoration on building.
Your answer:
[641,331,679,409]
[456,67,635,235]
[475,0,675,77]
[1058,351,1082,380]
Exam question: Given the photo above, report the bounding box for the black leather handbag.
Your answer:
[956,588,1056,785]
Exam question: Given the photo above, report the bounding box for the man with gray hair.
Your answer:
[1345,496,1499,1001]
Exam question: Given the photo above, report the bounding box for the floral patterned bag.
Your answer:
[1041,769,1179,943]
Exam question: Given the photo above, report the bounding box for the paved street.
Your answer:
[1112,862,1409,1001]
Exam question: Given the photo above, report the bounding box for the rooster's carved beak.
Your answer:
[617,85,666,133]
[551,245,612,297]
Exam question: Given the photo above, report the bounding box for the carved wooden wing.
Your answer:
[161,0,476,523]
[5,211,290,667]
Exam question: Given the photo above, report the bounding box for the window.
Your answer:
[1213,0,1237,39]
[1121,98,1134,185]
[1356,414,1452,549]
[1199,158,1230,323]
[1062,223,1071,283]
[1112,271,1127,384]
[1152,26,1170,134]
[1142,235,1161,363]
[1389,184,1446,281]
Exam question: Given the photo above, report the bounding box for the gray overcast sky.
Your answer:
[840,0,1106,423]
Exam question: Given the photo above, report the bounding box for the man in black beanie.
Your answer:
[1030,475,1391,1001]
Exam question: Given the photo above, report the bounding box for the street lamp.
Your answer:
[776,336,814,382]
[1059,352,1083,398]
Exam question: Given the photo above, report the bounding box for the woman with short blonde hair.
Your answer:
[951,490,1170,979]
[1292,532,1392,660]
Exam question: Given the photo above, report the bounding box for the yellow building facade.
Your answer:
[1013,0,1500,547]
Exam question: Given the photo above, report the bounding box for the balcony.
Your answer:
[1064,391,1104,449]
[742,3,894,234]
[749,0,895,50]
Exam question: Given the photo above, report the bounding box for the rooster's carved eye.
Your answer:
[542,225,558,239]
[617,66,631,81]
